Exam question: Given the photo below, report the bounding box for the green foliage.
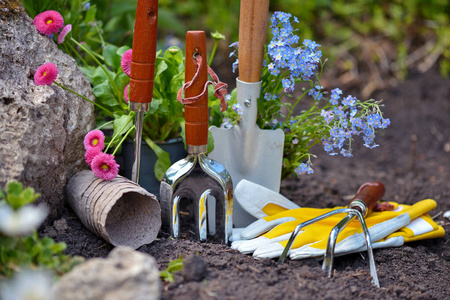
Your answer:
[0,232,84,279]
[0,182,83,280]
[160,256,184,283]
[1,181,40,211]
[142,47,185,142]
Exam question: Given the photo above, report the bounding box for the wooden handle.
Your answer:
[184,31,208,147]
[238,0,270,82]
[129,0,158,104]
[349,181,386,215]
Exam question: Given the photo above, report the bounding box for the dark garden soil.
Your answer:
[43,66,449,299]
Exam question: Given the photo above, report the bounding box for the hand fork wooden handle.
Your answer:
[184,31,208,153]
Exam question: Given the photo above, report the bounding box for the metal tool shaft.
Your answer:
[129,0,158,183]
[131,104,148,182]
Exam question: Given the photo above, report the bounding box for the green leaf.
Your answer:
[167,257,184,272]
[91,66,114,85]
[83,5,97,24]
[180,121,186,147]
[103,45,121,69]
[155,60,168,79]
[160,256,184,283]
[117,45,130,57]
[41,236,54,247]
[148,99,163,114]
[50,242,67,253]
[159,270,174,282]
[143,137,171,181]
[92,82,113,97]
[113,114,134,140]
[6,181,23,196]
[114,73,130,92]
[19,188,40,206]
[78,65,97,83]
[207,131,215,154]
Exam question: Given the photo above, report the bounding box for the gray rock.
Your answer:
[0,0,95,217]
[52,246,161,300]
[53,218,68,235]
[182,254,208,282]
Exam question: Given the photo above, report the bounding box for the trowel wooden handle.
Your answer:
[238,0,270,83]
[349,181,385,216]
[129,0,158,104]
[184,31,208,147]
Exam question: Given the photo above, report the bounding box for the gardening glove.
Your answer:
[233,200,442,259]
[343,212,445,256]
[232,180,445,259]
[230,180,443,259]
[230,179,300,242]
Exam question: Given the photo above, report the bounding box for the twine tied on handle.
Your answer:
[177,53,228,111]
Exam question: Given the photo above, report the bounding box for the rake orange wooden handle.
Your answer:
[129,0,158,104]
[350,181,385,214]
[238,0,270,83]
[184,31,208,147]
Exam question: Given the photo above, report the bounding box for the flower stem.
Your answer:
[54,82,114,118]
[96,120,114,130]
[105,117,133,153]
[70,37,123,107]
[285,88,309,121]
[66,42,89,68]
[112,125,135,156]
[208,40,219,66]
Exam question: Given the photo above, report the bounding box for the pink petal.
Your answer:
[121,49,132,76]
[124,84,130,103]
[58,24,72,44]
[85,147,101,167]
[91,153,119,181]
[34,62,59,86]
[83,129,105,151]
[33,10,64,36]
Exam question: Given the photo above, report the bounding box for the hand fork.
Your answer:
[159,31,233,244]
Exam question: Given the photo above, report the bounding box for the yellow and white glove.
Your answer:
[231,180,445,260]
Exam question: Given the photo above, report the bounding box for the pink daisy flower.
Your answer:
[121,49,132,76]
[57,24,72,44]
[85,147,101,167]
[34,62,59,86]
[123,84,130,103]
[33,10,64,36]
[83,129,105,151]
[91,153,120,181]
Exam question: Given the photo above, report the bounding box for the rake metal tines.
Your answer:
[279,182,385,288]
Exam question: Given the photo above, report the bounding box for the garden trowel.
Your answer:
[209,0,284,227]
[129,0,158,183]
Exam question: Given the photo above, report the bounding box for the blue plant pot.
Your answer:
[121,138,187,198]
